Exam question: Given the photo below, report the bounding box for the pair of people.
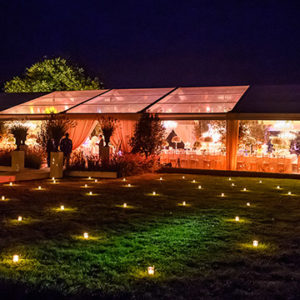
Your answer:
[46,133,73,168]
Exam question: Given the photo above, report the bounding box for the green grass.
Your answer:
[0,174,299,299]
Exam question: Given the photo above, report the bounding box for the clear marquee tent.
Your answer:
[0,85,300,174]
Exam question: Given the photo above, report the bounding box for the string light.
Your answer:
[83,232,89,239]
[18,216,22,222]
[13,255,19,263]
[235,216,240,222]
[253,240,258,247]
[147,266,155,275]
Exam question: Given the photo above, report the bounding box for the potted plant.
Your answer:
[7,122,29,171]
[98,117,118,164]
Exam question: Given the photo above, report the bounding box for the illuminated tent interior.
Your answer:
[0,85,300,174]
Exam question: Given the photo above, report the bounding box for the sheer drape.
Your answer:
[111,120,136,153]
[174,122,195,143]
[68,120,97,150]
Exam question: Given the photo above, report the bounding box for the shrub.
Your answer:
[0,150,12,166]
[25,149,44,169]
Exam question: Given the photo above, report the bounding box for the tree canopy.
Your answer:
[4,57,103,92]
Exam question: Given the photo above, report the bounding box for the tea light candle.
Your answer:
[246,202,250,206]
[89,191,93,195]
[83,232,89,239]
[88,177,91,180]
[53,180,56,184]
[152,191,156,196]
[147,266,155,275]
[259,180,262,183]
[52,177,55,180]
[94,179,98,183]
[253,240,258,247]
[288,191,292,195]
[84,184,88,188]
[243,188,247,191]
[182,176,185,179]
[231,183,235,186]
[38,186,42,190]
[13,255,19,263]
[198,185,202,189]
[9,182,13,186]
[123,203,127,208]
[60,205,64,211]
[1,196,5,201]
[18,216,22,222]
[192,179,196,183]
[123,178,126,181]
[229,177,232,181]
[182,201,186,206]
[235,216,240,222]
[221,193,225,197]
[128,184,131,187]
[277,186,280,189]
[159,177,163,181]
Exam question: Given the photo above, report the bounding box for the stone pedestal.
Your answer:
[50,152,64,178]
[11,151,25,172]
[101,147,110,164]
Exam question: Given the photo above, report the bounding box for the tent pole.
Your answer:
[226,119,239,170]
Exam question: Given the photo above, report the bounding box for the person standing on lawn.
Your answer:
[60,133,73,168]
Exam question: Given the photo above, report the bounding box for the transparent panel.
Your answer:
[0,90,106,114]
[160,120,226,170]
[237,120,300,174]
[147,86,249,113]
[67,88,173,113]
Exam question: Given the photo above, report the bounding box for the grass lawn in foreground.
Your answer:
[0,174,299,299]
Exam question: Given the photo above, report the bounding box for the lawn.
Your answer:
[0,174,299,299]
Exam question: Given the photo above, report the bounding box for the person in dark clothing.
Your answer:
[98,134,104,160]
[46,138,56,167]
[60,133,73,168]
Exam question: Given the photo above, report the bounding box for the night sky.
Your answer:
[1,0,300,89]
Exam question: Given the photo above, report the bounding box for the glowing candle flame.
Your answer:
[123,203,127,208]
[247,202,250,206]
[89,191,93,195]
[198,185,202,189]
[253,240,258,247]
[83,232,89,239]
[60,205,64,211]
[235,216,240,222]
[148,266,155,275]
[1,196,5,201]
[13,255,19,263]
[18,216,22,222]
[221,193,225,197]
[182,201,186,206]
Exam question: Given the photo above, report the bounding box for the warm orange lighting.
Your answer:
[192,179,196,183]
[182,176,185,179]
[159,177,163,181]
[94,179,98,183]
[88,177,92,180]
[152,191,156,196]
[253,240,258,247]
[128,184,131,187]
[243,188,247,191]
[52,177,55,180]
[53,180,56,184]
[83,232,89,239]
[13,255,19,263]
[231,183,235,186]
[84,184,88,188]
[18,216,22,222]
[288,191,292,195]
[148,266,155,275]
[38,186,42,190]
[123,178,126,182]
[259,180,262,184]
[228,177,232,181]
[277,186,280,189]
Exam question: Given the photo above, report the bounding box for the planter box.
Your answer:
[65,170,117,179]
[50,152,64,178]
[11,151,25,172]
